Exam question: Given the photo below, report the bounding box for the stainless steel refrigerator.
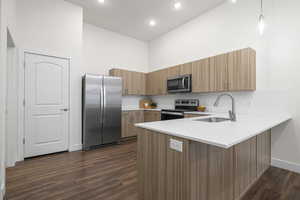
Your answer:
[82,74,122,150]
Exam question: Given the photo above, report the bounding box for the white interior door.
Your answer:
[24,53,69,158]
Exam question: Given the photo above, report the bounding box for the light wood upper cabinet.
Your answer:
[167,65,181,78]
[109,69,146,95]
[146,69,167,96]
[110,47,256,95]
[146,71,155,95]
[131,71,146,95]
[109,69,128,95]
[192,58,212,92]
[157,69,167,95]
[228,48,256,91]
[180,62,192,75]
[211,53,229,92]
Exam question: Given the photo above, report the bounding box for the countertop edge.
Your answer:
[135,116,292,149]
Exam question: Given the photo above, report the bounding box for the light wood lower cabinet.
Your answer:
[144,111,161,122]
[122,110,161,138]
[184,113,210,118]
[137,129,271,200]
[122,111,144,138]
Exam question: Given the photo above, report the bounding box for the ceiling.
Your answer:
[66,0,226,41]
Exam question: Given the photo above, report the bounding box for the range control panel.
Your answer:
[174,99,199,111]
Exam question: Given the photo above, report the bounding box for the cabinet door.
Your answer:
[144,111,152,122]
[128,112,136,137]
[192,58,211,92]
[160,69,168,95]
[110,69,147,95]
[257,130,271,176]
[133,72,146,95]
[109,69,130,95]
[130,72,139,95]
[140,73,147,95]
[133,111,144,136]
[156,69,167,95]
[180,62,192,75]
[122,111,144,137]
[144,111,161,122]
[154,111,161,121]
[211,54,228,92]
[167,65,181,78]
[228,48,256,91]
[146,72,155,95]
[152,71,160,95]
[121,112,129,138]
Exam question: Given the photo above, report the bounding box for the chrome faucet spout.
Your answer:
[213,93,237,121]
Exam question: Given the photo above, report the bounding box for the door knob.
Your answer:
[61,108,69,112]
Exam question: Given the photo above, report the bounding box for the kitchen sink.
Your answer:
[193,117,231,123]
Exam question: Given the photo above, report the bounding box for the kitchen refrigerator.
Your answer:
[82,74,122,150]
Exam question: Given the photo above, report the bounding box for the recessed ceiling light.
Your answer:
[149,20,157,27]
[98,0,105,4]
[230,0,237,4]
[174,2,182,10]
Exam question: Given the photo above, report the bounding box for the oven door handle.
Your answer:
[182,77,186,89]
[161,111,184,116]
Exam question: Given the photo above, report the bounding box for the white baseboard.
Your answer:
[6,159,16,168]
[69,144,82,152]
[0,183,5,200]
[271,158,300,174]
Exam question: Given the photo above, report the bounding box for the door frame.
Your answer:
[18,50,71,161]
[5,29,17,167]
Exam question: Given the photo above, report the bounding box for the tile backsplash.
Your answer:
[150,90,288,115]
[122,90,288,115]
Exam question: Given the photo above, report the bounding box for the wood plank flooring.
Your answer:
[6,141,300,200]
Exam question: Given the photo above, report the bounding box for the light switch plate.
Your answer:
[170,139,183,152]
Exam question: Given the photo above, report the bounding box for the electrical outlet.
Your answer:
[170,139,183,152]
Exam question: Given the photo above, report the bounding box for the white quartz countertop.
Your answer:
[122,108,213,115]
[122,108,161,111]
[135,113,291,149]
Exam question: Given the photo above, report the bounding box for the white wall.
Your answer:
[148,0,299,173]
[82,23,149,109]
[83,23,148,75]
[267,0,300,172]
[149,0,270,90]
[15,1,149,157]
[17,0,83,153]
[0,0,17,198]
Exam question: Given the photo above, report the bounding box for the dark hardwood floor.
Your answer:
[6,141,300,200]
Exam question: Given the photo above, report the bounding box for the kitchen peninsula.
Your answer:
[135,113,291,200]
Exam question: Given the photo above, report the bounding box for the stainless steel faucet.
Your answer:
[214,93,237,121]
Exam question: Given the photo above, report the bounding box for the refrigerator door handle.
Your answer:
[102,82,106,127]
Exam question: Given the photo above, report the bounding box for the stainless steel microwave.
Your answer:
[167,74,192,93]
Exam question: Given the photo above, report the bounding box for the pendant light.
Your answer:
[258,0,265,35]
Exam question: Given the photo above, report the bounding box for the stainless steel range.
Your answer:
[161,99,199,121]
